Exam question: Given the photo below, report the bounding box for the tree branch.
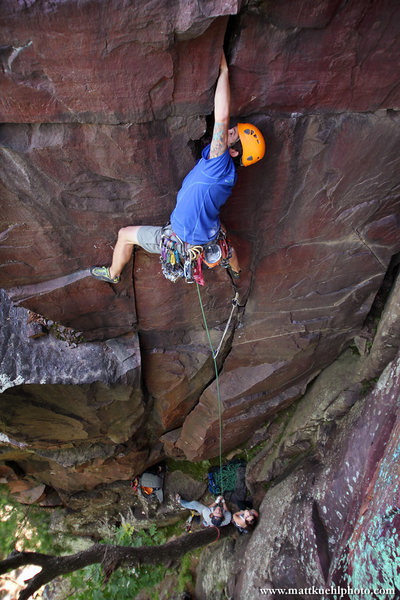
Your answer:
[0,525,235,600]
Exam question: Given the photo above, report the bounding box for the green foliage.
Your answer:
[166,457,214,481]
[177,551,194,593]
[160,518,186,540]
[349,344,361,356]
[0,484,68,559]
[0,486,198,598]
[111,521,167,548]
[67,524,168,600]
[361,377,379,397]
[0,485,211,598]
[240,439,268,462]
[68,562,167,600]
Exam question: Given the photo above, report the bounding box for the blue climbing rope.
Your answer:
[196,282,224,497]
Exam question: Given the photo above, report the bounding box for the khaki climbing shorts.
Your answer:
[136,225,164,254]
[137,223,182,254]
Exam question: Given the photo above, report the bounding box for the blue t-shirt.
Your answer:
[170,144,237,245]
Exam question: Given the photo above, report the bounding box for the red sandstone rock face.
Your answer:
[175,111,400,458]
[1,0,400,481]
[0,1,237,123]
[231,0,400,114]
[233,352,400,598]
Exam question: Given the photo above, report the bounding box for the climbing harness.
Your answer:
[159,225,232,286]
[184,244,204,285]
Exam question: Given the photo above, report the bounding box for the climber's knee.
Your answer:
[117,225,141,246]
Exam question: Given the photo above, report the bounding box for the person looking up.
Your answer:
[175,494,231,528]
[232,508,259,533]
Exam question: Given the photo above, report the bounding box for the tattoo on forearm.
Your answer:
[209,122,227,158]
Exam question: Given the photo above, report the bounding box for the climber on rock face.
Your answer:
[90,51,265,286]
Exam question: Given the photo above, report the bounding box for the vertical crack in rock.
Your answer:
[312,499,331,582]
[363,251,400,334]
[223,13,241,61]
[223,12,265,304]
[360,252,400,379]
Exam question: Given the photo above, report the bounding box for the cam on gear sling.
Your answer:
[159,224,232,285]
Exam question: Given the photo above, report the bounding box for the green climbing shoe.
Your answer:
[90,266,120,284]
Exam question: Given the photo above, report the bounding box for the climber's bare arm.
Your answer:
[209,52,230,159]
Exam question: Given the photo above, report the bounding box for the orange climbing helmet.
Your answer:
[237,123,266,167]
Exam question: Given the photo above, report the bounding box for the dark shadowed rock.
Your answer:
[0,289,148,493]
[164,469,207,502]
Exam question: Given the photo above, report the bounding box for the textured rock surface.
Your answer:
[195,536,244,600]
[245,349,363,493]
[2,0,400,468]
[232,352,400,598]
[230,0,400,114]
[173,109,400,458]
[0,0,400,539]
[0,289,149,493]
[49,469,206,538]
[329,359,400,596]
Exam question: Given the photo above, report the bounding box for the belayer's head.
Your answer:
[211,505,224,527]
[228,122,265,167]
[211,514,224,526]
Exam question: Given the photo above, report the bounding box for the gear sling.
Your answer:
[159,224,232,285]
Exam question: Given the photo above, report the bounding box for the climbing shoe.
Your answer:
[90,266,120,284]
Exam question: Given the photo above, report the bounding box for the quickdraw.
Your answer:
[160,232,185,283]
